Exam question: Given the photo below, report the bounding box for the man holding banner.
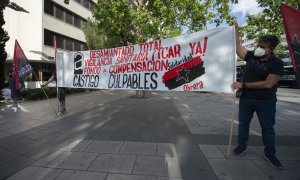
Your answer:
[41,71,66,116]
[231,21,284,170]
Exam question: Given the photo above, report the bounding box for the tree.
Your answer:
[242,1,299,39]
[0,0,28,97]
[85,0,238,49]
[240,0,299,59]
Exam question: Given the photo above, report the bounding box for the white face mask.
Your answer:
[254,47,266,57]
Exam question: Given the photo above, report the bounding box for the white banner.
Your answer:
[56,27,236,93]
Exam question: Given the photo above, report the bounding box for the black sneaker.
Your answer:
[264,154,284,170]
[232,146,247,156]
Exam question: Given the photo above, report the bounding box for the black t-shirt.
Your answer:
[243,51,284,100]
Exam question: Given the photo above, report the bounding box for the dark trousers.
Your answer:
[238,97,276,156]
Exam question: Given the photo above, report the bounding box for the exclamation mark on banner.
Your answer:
[203,36,208,56]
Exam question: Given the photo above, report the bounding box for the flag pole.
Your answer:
[227,25,238,159]
[32,71,57,115]
[227,93,237,159]
[53,35,59,113]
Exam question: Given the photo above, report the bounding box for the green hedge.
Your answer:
[22,88,87,100]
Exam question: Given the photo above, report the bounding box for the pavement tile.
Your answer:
[23,145,59,161]
[0,134,22,145]
[175,155,218,180]
[112,131,153,142]
[157,143,177,157]
[220,145,300,161]
[10,141,53,156]
[1,90,300,180]
[0,156,34,180]
[0,147,19,164]
[183,120,199,128]
[218,145,264,160]
[6,166,62,180]
[31,151,64,167]
[5,125,32,134]
[71,140,92,152]
[133,156,181,177]
[275,146,300,160]
[4,136,37,148]
[252,160,300,180]
[88,154,136,174]
[198,145,225,159]
[214,126,239,135]
[0,131,13,139]
[120,142,157,156]
[57,138,84,151]
[106,173,157,180]
[157,178,183,180]
[188,127,221,135]
[208,159,269,180]
[0,123,18,131]
[55,170,106,180]
[84,140,123,153]
[48,151,98,170]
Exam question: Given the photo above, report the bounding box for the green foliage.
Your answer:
[85,0,238,49]
[0,0,10,93]
[241,1,300,39]
[239,1,299,59]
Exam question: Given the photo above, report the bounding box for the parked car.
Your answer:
[279,65,298,88]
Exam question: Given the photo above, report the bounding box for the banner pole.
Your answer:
[226,93,237,159]
[53,35,59,114]
[32,71,57,115]
[227,25,237,159]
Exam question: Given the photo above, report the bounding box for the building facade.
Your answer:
[4,0,96,88]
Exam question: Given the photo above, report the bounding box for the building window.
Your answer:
[66,38,73,51]
[56,35,64,49]
[74,16,82,28]
[44,0,54,16]
[83,0,90,9]
[65,10,73,25]
[44,29,54,46]
[44,0,87,29]
[55,6,64,20]
[90,3,95,11]
[74,41,81,51]
[44,29,88,51]
[74,0,96,11]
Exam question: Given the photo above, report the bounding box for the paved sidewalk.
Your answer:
[0,89,299,180]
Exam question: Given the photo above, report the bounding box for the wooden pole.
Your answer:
[226,93,237,159]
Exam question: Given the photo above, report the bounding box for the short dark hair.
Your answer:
[258,35,279,49]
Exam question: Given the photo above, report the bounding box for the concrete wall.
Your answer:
[4,0,93,62]
[4,0,43,61]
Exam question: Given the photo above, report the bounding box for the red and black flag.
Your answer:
[162,56,205,90]
[281,3,300,87]
[12,40,33,91]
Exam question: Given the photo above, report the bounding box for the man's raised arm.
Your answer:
[230,21,247,60]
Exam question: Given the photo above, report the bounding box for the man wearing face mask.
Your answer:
[230,21,284,170]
